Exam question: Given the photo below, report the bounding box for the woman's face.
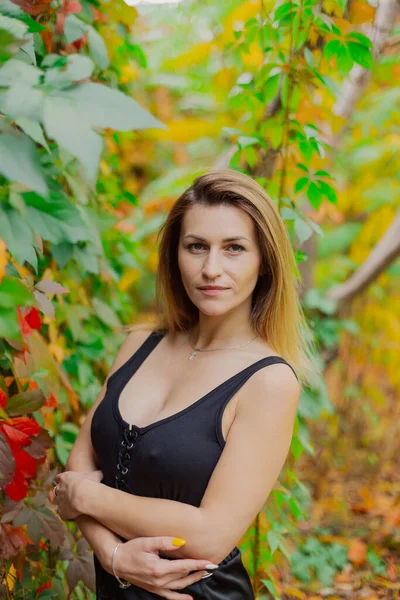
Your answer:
[178,203,263,316]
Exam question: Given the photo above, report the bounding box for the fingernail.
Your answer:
[172,537,186,547]
[205,563,219,569]
[201,572,214,579]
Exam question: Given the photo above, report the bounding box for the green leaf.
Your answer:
[64,14,87,43]
[267,530,280,555]
[323,39,341,61]
[237,135,260,149]
[347,41,373,69]
[346,31,373,48]
[0,0,45,32]
[0,133,48,196]
[6,389,46,415]
[2,83,44,120]
[0,203,37,270]
[0,307,19,338]
[318,180,337,203]
[264,73,280,101]
[0,57,41,87]
[87,25,110,69]
[43,94,103,184]
[0,27,20,63]
[44,55,94,85]
[307,181,322,208]
[23,191,90,244]
[294,176,309,193]
[15,117,50,152]
[60,82,168,131]
[0,276,32,308]
[294,217,313,244]
[337,44,353,73]
[92,297,122,328]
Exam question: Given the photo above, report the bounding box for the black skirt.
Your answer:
[94,546,255,599]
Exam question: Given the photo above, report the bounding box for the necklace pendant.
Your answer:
[189,349,199,360]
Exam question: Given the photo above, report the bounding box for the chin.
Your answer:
[197,304,230,316]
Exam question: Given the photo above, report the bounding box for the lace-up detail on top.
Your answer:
[114,425,138,492]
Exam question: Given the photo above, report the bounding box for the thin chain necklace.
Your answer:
[188,332,259,360]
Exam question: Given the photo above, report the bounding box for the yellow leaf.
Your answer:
[119,63,139,85]
[148,116,231,143]
[119,269,141,292]
[6,563,17,590]
[164,0,270,70]
[147,251,159,273]
[0,236,7,283]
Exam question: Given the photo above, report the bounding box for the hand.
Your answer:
[102,536,218,600]
[52,469,103,521]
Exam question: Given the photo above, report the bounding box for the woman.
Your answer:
[53,169,313,599]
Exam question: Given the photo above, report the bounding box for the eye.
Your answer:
[187,243,245,253]
[187,243,205,252]
[228,244,245,253]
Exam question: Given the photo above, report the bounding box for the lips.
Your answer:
[198,287,228,290]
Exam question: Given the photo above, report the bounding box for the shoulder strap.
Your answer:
[215,355,298,447]
[246,355,298,381]
[107,330,165,387]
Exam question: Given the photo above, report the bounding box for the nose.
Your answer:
[201,249,224,280]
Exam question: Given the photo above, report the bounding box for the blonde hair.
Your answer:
[128,169,317,389]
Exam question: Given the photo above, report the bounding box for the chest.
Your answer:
[117,353,244,440]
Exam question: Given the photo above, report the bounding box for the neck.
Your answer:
[190,304,256,350]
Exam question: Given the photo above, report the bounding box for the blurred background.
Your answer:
[0,0,399,598]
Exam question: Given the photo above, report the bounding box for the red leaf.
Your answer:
[0,389,6,409]
[4,441,37,501]
[43,392,58,408]
[0,431,15,489]
[72,33,87,51]
[0,523,28,560]
[24,307,42,330]
[36,580,52,595]
[65,0,82,14]
[19,379,39,391]
[16,306,32,336]
[56,11,65,35]
[0,417,40,446]
[12,0,53,16]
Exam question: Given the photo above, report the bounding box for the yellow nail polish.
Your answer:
[172,537,186,547]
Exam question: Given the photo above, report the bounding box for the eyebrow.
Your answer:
[183,234,251,242]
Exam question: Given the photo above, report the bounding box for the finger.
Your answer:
[159,557,218,574]
[166,570,210,589]
[139,583,193,600]
[155,589,193,600]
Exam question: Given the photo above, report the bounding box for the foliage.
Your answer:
[0,0,165,596]
[1,0,399,598]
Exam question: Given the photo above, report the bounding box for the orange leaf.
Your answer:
[347,538,367,566]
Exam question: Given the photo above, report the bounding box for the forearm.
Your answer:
[79,481,213,561]
[74,515,121,569]
[65,452,124,567]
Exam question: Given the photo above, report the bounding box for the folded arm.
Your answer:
[77,364,300,565]
[64,331,154,566]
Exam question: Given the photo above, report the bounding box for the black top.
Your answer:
[90,330,298,599]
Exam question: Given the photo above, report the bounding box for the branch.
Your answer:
[326,209,400,302]
[332,0,400,143]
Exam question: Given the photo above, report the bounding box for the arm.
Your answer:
[65,328,154,567]
[77,363,301,565]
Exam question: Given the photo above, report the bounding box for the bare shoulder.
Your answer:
[106,326,154,382]
[237,359,301,417]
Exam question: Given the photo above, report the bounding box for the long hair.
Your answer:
[128,169,317,389]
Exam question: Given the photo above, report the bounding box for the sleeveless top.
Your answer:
[90,330,298,599]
